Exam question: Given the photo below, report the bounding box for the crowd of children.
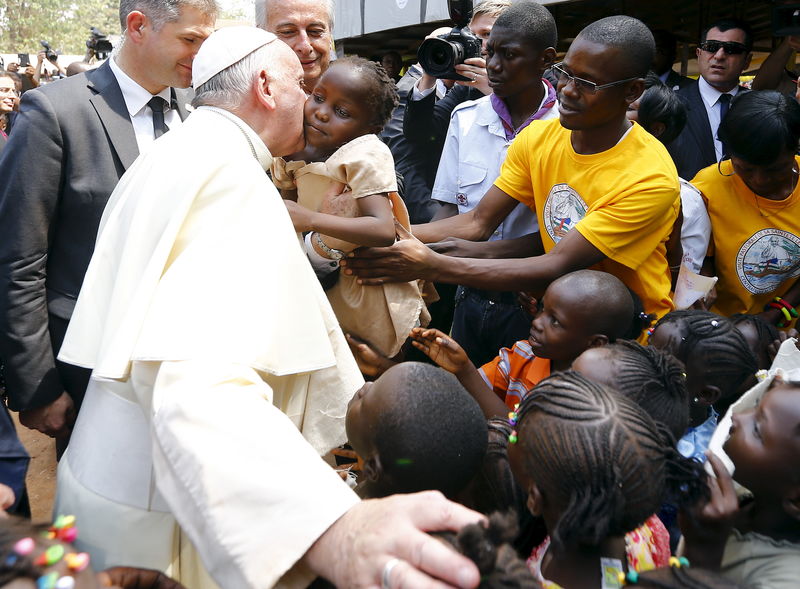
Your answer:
[257,50,800,588]
[3,9,800,589]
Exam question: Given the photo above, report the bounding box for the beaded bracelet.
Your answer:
[765,296,798,328]
[617,556,689,585]
[507,404,519,444]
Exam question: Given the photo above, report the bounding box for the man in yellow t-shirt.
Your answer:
[342,16,679,321]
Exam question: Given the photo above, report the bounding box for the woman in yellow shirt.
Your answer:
[693,90,800,327]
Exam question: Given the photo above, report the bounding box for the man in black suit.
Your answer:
[0,0,217,439]
[651,29,692,91]
[667,18,752,180]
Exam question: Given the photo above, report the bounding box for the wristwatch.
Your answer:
[313,232,346,260]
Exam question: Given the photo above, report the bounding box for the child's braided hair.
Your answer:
[605,340,690,440]
[653,310,757,414]
[515,371,708,549]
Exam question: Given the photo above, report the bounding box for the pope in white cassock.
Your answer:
[53,26,483,589]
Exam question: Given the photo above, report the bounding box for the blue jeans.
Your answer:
[451,286,532,368]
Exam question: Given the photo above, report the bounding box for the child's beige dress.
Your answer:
[273,134,430,357]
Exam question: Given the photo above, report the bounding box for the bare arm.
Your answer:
[428,232,544,259]
[409,328,508,419]
[752,37,800,91]
[411,185,520,244]
[285,193,396,247]
[343,225,605,296]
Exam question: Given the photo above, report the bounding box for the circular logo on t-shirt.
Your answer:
[736,228,800,294]
[543,184,588,243]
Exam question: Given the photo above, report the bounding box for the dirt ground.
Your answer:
[12,413,56,522]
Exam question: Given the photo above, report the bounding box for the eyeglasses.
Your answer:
[0,87,19,97]
[699,40,748,55]
[551,63,640,95]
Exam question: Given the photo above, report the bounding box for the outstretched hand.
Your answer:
[345,333,397,378]
[341,222,436,285]
[410,328,472,376]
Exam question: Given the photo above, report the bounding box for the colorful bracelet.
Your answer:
[765,300,794,328]
[774,297,799,317]
[507,404,519,444]
[617,556,689,585]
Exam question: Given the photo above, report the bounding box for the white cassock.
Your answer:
[56,107,363,589]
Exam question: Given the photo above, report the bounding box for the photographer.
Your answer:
[34,46,66,86]
[403,0,515,162]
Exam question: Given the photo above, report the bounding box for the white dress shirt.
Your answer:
[697,76,740,162]
[432,90,558,240]
[109,57,181,152]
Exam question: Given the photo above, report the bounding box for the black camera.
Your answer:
[773,3,800,36]
[40,40,59,63]
[417,0,482,81]
[87,27,113,61]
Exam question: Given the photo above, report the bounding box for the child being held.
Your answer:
[411,269,650,418]
[681,377,800,588]
[508,371,707,588]
[275,57,428,357]
[648,310,757,462]
[344,361,487,500]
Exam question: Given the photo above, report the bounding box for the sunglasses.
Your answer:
[699,40,748,55]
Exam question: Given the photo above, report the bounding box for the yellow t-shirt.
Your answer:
[494,119,679,319]
[692,157,800,318]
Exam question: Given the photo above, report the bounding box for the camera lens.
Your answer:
[418,37,463,78]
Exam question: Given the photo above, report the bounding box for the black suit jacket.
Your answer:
[0,61,192,411]
[664,70,693,91]
[380,67,440,223]
[666,81,747,180]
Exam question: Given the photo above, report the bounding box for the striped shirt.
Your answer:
[479,340,551,409]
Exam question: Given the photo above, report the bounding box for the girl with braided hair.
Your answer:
[648,310,757,462]
[572,340,690,441]
[507,371,708,588]
[273,56,428,358]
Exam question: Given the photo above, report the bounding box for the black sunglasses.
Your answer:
[699,40,748,55]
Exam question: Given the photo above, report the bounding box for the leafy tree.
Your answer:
[0,0,119,55]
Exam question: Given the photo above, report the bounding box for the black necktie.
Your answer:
[148,96,169,139]
[717,93,732,160]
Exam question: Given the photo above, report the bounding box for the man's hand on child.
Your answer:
[409,328,472,376]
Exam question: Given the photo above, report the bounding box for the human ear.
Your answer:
[588,334,609,348]
[783,486,800,523]
[255,70,277,111]
[526,482,545,517]
[698,385,722,407]
[540,47,557,70]
[743,52,753,72]
[126,11,147,41]
[625,79,645,106]
[363,455,383,482]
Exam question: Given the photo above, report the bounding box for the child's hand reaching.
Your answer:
[678,452,739,570]
[345,333,397,378]
[283,200,314,233]
[410,328,473,376]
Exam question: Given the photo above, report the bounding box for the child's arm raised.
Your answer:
[410,328,508,419]
[285,193,395,248]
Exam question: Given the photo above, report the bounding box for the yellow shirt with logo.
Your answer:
[494,118,679,319]
[692,158,800,317]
